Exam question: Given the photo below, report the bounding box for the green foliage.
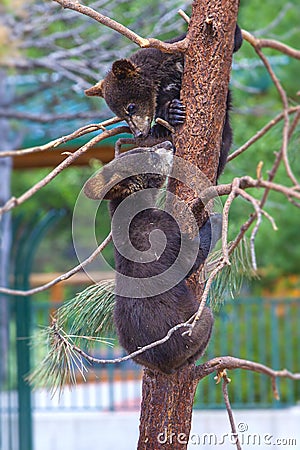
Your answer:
[59,280,116,339]
[29,279,116,394]
[10,0,300,289]
[11,165,114,273]
[207,238,258,307]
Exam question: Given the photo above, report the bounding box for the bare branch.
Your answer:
[195,356,300,399]
[48,320,300,401]
[0,233,112,297]
[219,371,242,450]
[227,106,300,162]
[242,29,300,60]
[52,318,193,365]
[253,47,297,186]
[53,0,188,53]
[0,125,129,217]
[178,9,190,25]
[53,0,149,47]
[188,259,228,333]
[221,178,240,264]
[240,29,299,187]
[0,117,123,158]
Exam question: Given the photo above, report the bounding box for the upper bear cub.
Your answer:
[84,142,222,374]
[85,26,242,177]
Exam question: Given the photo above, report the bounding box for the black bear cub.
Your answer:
[85,26,242,177]
[84,142,222,374]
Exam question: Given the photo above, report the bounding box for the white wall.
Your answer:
[32,407,300,450]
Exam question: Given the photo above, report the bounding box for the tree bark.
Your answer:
[137,1,239,449]
[138,367,198,449]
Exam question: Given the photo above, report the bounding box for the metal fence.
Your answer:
[1,210,300,450]
[195,297,300,409]
[28,296,300,412]
[1,294,300,450]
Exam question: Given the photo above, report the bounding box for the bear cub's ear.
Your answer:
[112,59,139,80]
[84,80,105,97]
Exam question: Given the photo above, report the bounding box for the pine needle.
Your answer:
[205,237,258,308]
[58,279,116,343]
[29,279,116,394]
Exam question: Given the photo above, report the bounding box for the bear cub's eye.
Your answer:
[126,103,136,116]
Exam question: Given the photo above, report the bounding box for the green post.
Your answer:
[15,295,33,450]
[12,210,64,450]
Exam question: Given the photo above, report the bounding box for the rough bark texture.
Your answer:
[174,0,239,188]
[138,366,198,449]
[137,1,239,449]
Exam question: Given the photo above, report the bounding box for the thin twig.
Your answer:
[236,188,262,271]
[0,117,122,158]
[50,319,300,399]
[227,106,300,162]
[242,27,299,187]
[0,126,129,217]
[53,0,188,53]
[189,260,228,331]
[0,233,112,297]
[155,117,175,134]
[220,371,242,450]
[221,178,240,264]
[53,319,193,365]
[178,9,190,25]
[195,356,300,399]
[254,47,297,187]
[242,30,300,60]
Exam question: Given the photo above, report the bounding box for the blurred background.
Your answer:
[0,1,299,449]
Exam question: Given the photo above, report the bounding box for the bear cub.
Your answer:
[85,26,242,177]
[84,142,222,374]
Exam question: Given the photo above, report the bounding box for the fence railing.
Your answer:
[195,297,300,409]
[28,279,300,411]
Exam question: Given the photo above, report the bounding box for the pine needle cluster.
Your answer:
[206,237,257,308]
[29,280,116,395]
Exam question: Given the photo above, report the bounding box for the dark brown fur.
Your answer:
[85,26,242,178]
[84,143,221,374]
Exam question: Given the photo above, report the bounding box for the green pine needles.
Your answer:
[29,279,116,395]
[59,280,116,339]
[29,238,256,394]
[206,236,257,308]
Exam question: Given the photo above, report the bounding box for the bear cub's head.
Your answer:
[85,59,157,139]
[84,142,173,202]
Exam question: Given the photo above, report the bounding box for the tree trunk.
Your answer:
[137,1,239,449]
[138,367,198,449]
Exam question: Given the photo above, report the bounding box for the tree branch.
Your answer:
[0,233,112,297]
[0,117,123,158]
[53,0,188,53]
[49,318,300,403]
[220,371,242,450]
[0,125,129,217]
[242,30,300,60]
[195,356,300,400]
[52,318,193,365]
[227,106,300,162]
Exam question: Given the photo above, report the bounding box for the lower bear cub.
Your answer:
[84,142,221,374]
